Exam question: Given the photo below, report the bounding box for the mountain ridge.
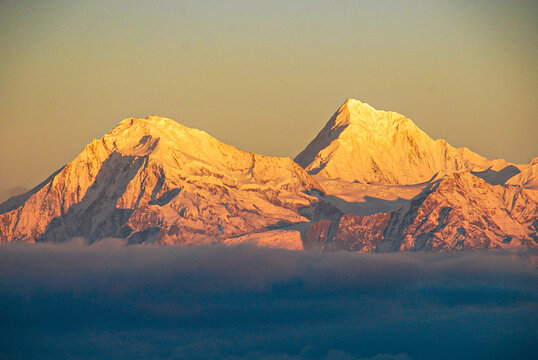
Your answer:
[1,102,536,251]
[0,116,322,245]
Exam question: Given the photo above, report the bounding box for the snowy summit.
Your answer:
[0,100,536,251]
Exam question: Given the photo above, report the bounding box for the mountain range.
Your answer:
[1,99,536,252]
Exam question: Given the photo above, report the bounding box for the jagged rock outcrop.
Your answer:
[305,170,537,253]
[303,213,391,253]
[380,170,537,251]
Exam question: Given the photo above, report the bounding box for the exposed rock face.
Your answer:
[303,220,335,251]
[388,171,538,251]
[290,99,537,252]
[0,116,323,246]
[295,99,498,185]
[1,101,536,252]
[329,213,391,252]
[303,213,391,253]
[306,170,537,253]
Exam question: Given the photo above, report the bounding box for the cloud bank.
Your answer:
[0,241,536,359]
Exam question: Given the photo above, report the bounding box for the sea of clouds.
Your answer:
[0,240,536,360]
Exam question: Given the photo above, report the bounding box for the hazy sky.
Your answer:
[1,0,537,201]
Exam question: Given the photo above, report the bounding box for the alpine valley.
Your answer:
[1,99,536,252]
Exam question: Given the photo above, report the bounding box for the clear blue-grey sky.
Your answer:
[1,0,537,201]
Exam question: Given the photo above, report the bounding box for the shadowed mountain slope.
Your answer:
[1,102,536,252]
[0,116,322,246]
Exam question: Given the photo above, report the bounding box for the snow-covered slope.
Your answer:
[224,230,303,250]
[305,170,537,252]
[295,99,537,251]
[295,99,503,185]
[379,170,537,251]
[1,101,536,252]
[507,157,538,190]
[0,116,322,245]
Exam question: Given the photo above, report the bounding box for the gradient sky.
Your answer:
[1,0,537,201]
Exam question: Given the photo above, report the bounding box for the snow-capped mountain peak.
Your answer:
[295,99,493,185]
[335,98,407,126]
[104,116,221,157]
[0,116,322,245]
[0,102,535,252]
